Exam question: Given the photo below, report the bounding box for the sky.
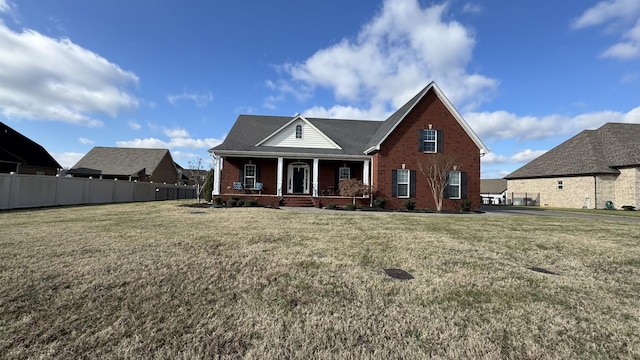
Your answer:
[1,0,639,178]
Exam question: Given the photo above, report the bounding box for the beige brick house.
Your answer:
[505,123,640,209]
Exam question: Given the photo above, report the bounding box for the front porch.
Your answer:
[212,156,372,207]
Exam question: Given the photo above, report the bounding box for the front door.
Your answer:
[293,167,304,193]
[287,162,310,194]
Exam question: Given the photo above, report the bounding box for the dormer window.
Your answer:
[295,124,303,139]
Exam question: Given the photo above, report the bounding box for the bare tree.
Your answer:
[418,153,460,212]
[338,178,369,205]
[188,158,204,204]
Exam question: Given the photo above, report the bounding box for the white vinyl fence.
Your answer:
[0,173,196,210]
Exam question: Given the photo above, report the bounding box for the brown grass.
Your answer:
[1,201,639,359]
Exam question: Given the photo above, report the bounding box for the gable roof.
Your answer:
[69,147,176,177]
[365,82,488,155]
[212,115,381,157]
[505,123,640,179]
[256,114,342,149]
[211,81,488,158]
[481,179,507,194]
[0,121,62,170]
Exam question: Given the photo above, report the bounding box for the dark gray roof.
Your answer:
[211,82,488,157]
[212,115,381,156]
[366,86,427,151]
[505,123,640,179]
[481,179,507,194]
[69,147,175,176]
[0,121,61,169]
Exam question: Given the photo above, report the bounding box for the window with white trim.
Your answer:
[423,129,437,153]
[295,124,303,139]
[339,167,350,181]
[447,171,461,199]
[244,164,256,189]
[397,169,410,198]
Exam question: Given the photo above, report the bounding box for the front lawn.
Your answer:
[1,202,639,359]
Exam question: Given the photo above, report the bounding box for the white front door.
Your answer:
[287,163,310,194]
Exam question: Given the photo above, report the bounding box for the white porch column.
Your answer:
[213,156,222,196]
[363,159,370,185]
[277,157,284,196]
[312,158,319,197]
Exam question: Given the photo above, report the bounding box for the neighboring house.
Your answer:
[505,123,640,209]
[480,179,507,205]
[176,163,209,186]
[68,147,180,184]
[0,121,61,175]
[209,82,488,210]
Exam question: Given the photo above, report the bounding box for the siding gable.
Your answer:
[257,116,342,149]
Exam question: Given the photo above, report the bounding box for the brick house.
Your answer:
[505,123,640,209]
[209,82,488,210]
[68,147,181,184]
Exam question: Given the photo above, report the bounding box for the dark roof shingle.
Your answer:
[505,123,640,179]
[70,147,175,176]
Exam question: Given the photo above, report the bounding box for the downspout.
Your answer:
[593,174,597,209]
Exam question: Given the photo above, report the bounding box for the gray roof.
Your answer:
[69,147,175,177]
[0,121,62,169]
[212,115,382,156]
[212,82,488,157]
[481,179,507,194]
[505,123,640,179]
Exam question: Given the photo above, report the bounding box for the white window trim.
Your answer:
[423,129,437,153]
[397,169,410,198]
[339,167,351,181]
[448,171,461,199]
[244,164,256,189]
[295,124,303,139]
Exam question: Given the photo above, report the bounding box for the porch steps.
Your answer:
[281,196,315,207]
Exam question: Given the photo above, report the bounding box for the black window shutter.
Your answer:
[437,130,444,153]
[391,170,398,198]
[461,171,468,199]
[410,170,416,198]
[334,167,340,190]
[443,172,450,199]
[418,129,424,152]
[256,164,261,182]
[239,166,244,182]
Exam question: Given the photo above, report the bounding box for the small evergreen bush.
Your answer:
[461,199,473,212]
[226,199,237,207]
[326,203,337,210]
[405,199,416,211]
[237,199,245,207]
[345,203,357,211]
[374,196,387,209]
[246,199,258,207]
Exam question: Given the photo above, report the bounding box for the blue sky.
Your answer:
[1,0,639,178]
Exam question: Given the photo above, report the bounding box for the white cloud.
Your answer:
[465,106,640,141]
[78,137,94,145]
[461,3,482,15]
[116,136,222,150]
[167,91,213,107]
[480,152,507,165]
[271,0,497,115]
[0,23,139,126]
[0,0,16,17]
[164,127,190,138]
[601,19,640,59]
[572,0,640,29]
[573,0,640,60]
[128,121,141,130]
[52,151,85,169]
[510,149,547,163]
